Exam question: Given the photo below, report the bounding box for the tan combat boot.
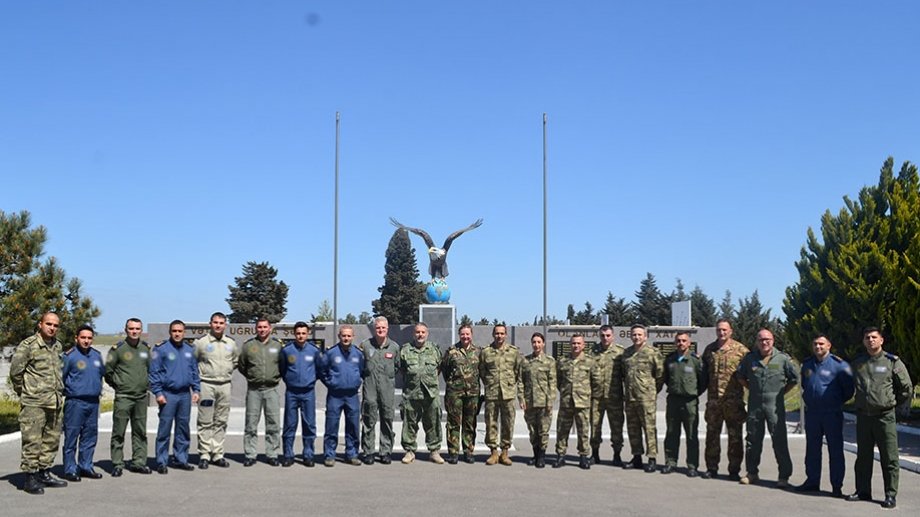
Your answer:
[430,451,445,464]
[485,449,500,465]
[499,448,512,466]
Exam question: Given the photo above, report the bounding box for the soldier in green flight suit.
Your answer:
[590,324,625,466]
[359,316,400,465]
[554,334,594,470]
[621,324,664,473]
[441,324,482,464]
[399,323,444,464]
[479,324,525,466]
[662,331,706,477]
[522,332,556,468]
[105,317,152,477]
[735,329,797,488]
[238,318,284,466]
[845,327,914,510]
[9,312,69,494]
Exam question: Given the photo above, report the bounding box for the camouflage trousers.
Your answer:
[401,396,442,453]
[444,390,478,455]
[556,405,590,456]
[704,399,746,474]
[590,397,624,451]
[625,400,658,458]
[484,399,516,450]
[524,406,552,450]
[19,404,63,472]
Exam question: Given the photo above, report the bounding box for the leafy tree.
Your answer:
[785,158,920,379]
[226,261,288,323]
[312,300,334,322]
[339,313,358,324]
[689,285,718,327]
[719,290,734,321]
[357,311,372,324]
[372,229,425,324]
[632,273,670,325]
[601,291,634,325]
[459,314,473,326]
[476,317,490,325]
[532,314,564,325]
[0,210,101,349]
[569,301,599,325]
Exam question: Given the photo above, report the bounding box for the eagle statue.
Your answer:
[389,217,483,280]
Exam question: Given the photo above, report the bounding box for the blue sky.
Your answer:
[2,1,918,333]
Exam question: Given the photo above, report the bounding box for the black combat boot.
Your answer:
[591,447,601,465]
[644,458,657,473]
[579,456,591,470]
[623,455,643,469]
[37,469,67,488]
[23,473,44,495]
[612,450,623,467]
[534,449,545,469]
[552,454,566,468]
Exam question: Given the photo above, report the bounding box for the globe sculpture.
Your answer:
[390,217,483,304]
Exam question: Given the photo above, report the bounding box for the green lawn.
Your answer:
[0,397,113,435]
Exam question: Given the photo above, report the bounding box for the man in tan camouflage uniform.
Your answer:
[554,334,594,470]
[621,324,664,473]
[9,312,69,494]
[700,318,749,480]
[479,324,524,466]
[441,324,481,464]
[522,332,555,468]
[590,324,625,465]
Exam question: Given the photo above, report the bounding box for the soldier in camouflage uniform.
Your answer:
[621,324,664,473]
[700,318,748,480]
[441,324,482,464]
[846,327,914,509]
[399,323,444,464]
[590,324,625,466]
[522,332,555,468]
[479,324,524,466]
[105,317,152,477]
[554,334,594,470]
[359,316,400,465]
[9,312,69,494]
[662,331,706,476]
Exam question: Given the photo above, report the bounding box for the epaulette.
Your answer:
[156,341,168,348]
[65,347,76,355]
[112,341,123,350]
[885,352,899,361]
[691,352,699,359]
[829,354,843,363]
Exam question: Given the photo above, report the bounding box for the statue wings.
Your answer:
[389,217,483,250]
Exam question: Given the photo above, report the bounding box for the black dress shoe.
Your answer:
[198,459,210,470]
[37,470,67,488]
[23,473,44,495]
[63,472,82,482]
[362,455,375,465]
[644,459,657,473]
[832,488,843,498]
[111,467,123,477]
[727,472,741,482]
[303,457,315,467]
[687,469,699,478]
[881,496,896,509]
[267,457,279,467]
[701,469,716,479]
[611,452,623,467]
[378,456,392,465]
[212,458,230,468]
[795,483,819,493]
[281,457,294,467]
[157,465,168,475]
[128,464,151,474]
[660,465,673,474]
[845,492,871,502]
[243,458,257,467]
[623,455,643,470]
[80,469,103,479]
[171,462,195,471]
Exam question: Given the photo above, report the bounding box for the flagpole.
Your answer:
[542,113,548,338]
[333,111,340,339]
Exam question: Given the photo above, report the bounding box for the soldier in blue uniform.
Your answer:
[279,321,321,467]
[796,334,854,497]
[318,325,365,467]
[61,325,105,481]
[149,320,201,474]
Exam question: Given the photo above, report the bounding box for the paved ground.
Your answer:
[2,403,917,516]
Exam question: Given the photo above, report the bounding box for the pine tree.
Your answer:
[689,285,718,327]
[312,300,334,322]
[671,278,688,301]
[733,290,773,348]
[632,273,670,325]
[719,290,734,321]
[601,291,634,325]
[0,210,101,348]
[571,301,598,325]
[372,229,425,323]
[226,261,289,323]
[459,314,473,327]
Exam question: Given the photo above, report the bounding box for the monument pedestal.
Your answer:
[419,304,456,352]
